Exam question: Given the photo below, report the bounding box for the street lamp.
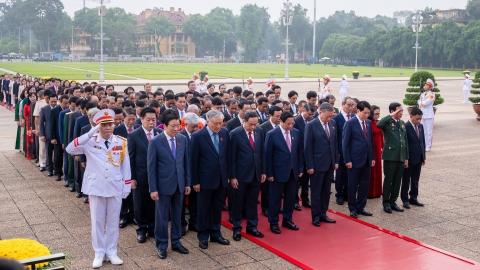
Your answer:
[412,10,423,73]
[281,1,294,80]
[92,0,110,82]
[312,0,316,64]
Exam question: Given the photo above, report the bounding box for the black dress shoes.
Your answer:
[147,231,155,237]
[172,244,189,254]
[409,200,424,207]
[246,229,264,238]
[47,171,54,177]
[55,175,61,181]
[350,211,358,219]
[270,224,281,234]
[302,201,312,208]
[210,237,230,245]
[294,203,302,211]
[119,219,127,228]
[64,183,69,187]
[336,198,344,205]
[282,220,299,230]
[312,219,321,227]
[384,206,392,213]
[403,202,411,209]
[319,216,336,223]
[188,224,198,232]
[157,249,166,259]
[359,209,373,216]
[39,167,46,172]
[199,241,208,249]
[262,210,268,217]
[83,197,89,204]
[233,232,241,241]
[391,205,404,212]
[137,234,146,243]
[69,187,76,192]
[75,192,83,198]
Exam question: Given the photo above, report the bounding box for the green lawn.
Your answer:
[0,62,471,80]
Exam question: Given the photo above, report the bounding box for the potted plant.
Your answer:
[352,71,360,79]
[469,71,480,121]
[199,71,208,81]
[403,71,444,114]
[463,70,471,76]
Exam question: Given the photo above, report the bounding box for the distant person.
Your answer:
[368,105,383,198]
[463,74,471,104]
[417,79,434,152]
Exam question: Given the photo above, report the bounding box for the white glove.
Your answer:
[122,192,130,199]
[87,124,100,137]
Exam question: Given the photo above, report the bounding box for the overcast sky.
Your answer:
[63,0,468,20]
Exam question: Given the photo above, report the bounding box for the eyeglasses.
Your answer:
[374,113,380,116]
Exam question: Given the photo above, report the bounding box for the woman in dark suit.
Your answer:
[368,105,383,198]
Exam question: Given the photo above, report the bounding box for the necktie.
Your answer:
[170,137,176,159]
[147,132,152,141]
[347,114,351,120]
[261,113,265,121]
[285,131,291,152]
[415,125,420,139]
[104,141,109,149]
[128,127,133,132]
[213,133,219,153]
[362,121,367,139]
[180,111,184,118]
[324,123,330,139]
[248,132,254,150]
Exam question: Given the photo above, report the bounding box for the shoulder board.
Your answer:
[92,134,98,137]
[116,135,127,141]
[66,112,72,115]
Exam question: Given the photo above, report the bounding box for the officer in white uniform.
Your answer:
[338,74,349,101]
[66,109,131,268]
[463,74,472,103]
[246,77,254,92]
[417,79,435,151]
[318,75,332,99]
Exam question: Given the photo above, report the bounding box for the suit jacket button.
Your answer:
[389,147,391,149]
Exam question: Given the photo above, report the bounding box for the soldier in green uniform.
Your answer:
[376,102,409,214]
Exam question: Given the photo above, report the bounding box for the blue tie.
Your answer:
[170,137,176,159]
[213,133,219,153]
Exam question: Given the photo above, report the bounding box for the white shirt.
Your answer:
[142,126,154,140]
[237,114,243,125]
[340,110,351,122]
[417,91,435,119]
[164,132,175,151]
[269,119,277,128]
[33,100,47,117]
[278,125,291,144]
[244,127,254,141]
[177,109,186,117]
[356,117,366,132]
[463,79,472,91]
[319,117,329,133]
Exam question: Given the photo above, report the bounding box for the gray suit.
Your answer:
[39,105,54,172]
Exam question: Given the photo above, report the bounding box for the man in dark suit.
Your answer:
[377,102,409,213]
[343,101,375,218]
[226,100,250,132]
[49,95,69,181]
[224,98,238,120]
[78,108,99,203]
[148,109,190,259]
[191,110,230,249]
[128,107,163,243]
[160,94,176,115]
[68,100,88,191]
[401,107,425,209]
[259,105,283,217]
[265,111,304,234]
[256,97,269,124]
[180,113,200,235]
[288,90,299,115]
[332,97,355,205]
[293,103,316,210]
[49,78,63,96]
[114,108,139,228]
[304,103,338,227]
[229,110,266,241]
[39,93,57,177]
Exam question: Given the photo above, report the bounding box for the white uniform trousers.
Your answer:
[38,139,46,167]
[463,89,469,103]
[421,118,434,150]
[89,195,122,258]
[340,92,347,102]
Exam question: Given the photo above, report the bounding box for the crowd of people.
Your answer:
[1,72,432,268]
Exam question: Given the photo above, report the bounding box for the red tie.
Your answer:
[347,114,351,120]
[415,125,419,139]
[128,127,133,132]
[147,132,151,141]
[248,132,254,150]
[362,121,367,139]
[285,131,291,152]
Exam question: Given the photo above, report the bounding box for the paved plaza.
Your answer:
[1,78,480,269]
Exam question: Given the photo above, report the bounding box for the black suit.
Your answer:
[332,112,355,201]
[114,123,140,139]
[49,105,64,176]
[257,110,269,125]
[49,86,63,96]
[229,126,265,233]
[290,103,298,115]
[293,114,309,204]
[401,121,426,203]
[225,116,241,132]
[179,129,198,230]
[128,127,163,236]
[259,120,275,211]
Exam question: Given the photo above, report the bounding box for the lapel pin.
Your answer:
[220,138,223,142]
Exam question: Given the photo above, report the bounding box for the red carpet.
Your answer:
[221,206,478,269]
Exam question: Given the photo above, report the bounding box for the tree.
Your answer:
[259,23,282,60]
[183,13,231,57]
[236,4,270,62]
[277,4,312,62]
[144,15,175,57]
[467,0,480,19]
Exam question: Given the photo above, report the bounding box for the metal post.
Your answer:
[99,1,104,82]
[414,27,419,72]
[285,6,289,80]
[312,0,316,63]
[413,11,422,73]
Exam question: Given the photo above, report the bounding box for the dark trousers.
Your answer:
[296,166,309,204]
[197,184,225,242]
[268,170,296,225]
[120,193,135,221]
[335,156,348,199]
[383,161,405,207]
[260,181,269,211]
[227,184,233,217]
[310,168,334,219]
[347,161,371,212]
[46,141,54,172]
[401,161,422,203]
[53,143,63,176]
[63,150,69,183]
[67,155,74,187]
[4,90,11,105]
[133,184,156,235]
[232,177,261,233]
[154,187,183,250]
[73,160,84,191]
[181,188,198,228]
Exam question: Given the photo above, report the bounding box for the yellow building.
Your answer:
[136,7,195,57]
[421,9,469,27]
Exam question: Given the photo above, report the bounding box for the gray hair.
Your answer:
[184,112,199,125]
[320,103,334,112]
[87,107,99,116]
[243,110,259,122]
[206,109,224,121]
[342,96,352,105]
[38,90,45,98]
[186,104,199,113]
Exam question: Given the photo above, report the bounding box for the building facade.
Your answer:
[422,9,469,27]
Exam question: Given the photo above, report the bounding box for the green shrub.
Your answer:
[404,71,444,107]
[469,71,480,104]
